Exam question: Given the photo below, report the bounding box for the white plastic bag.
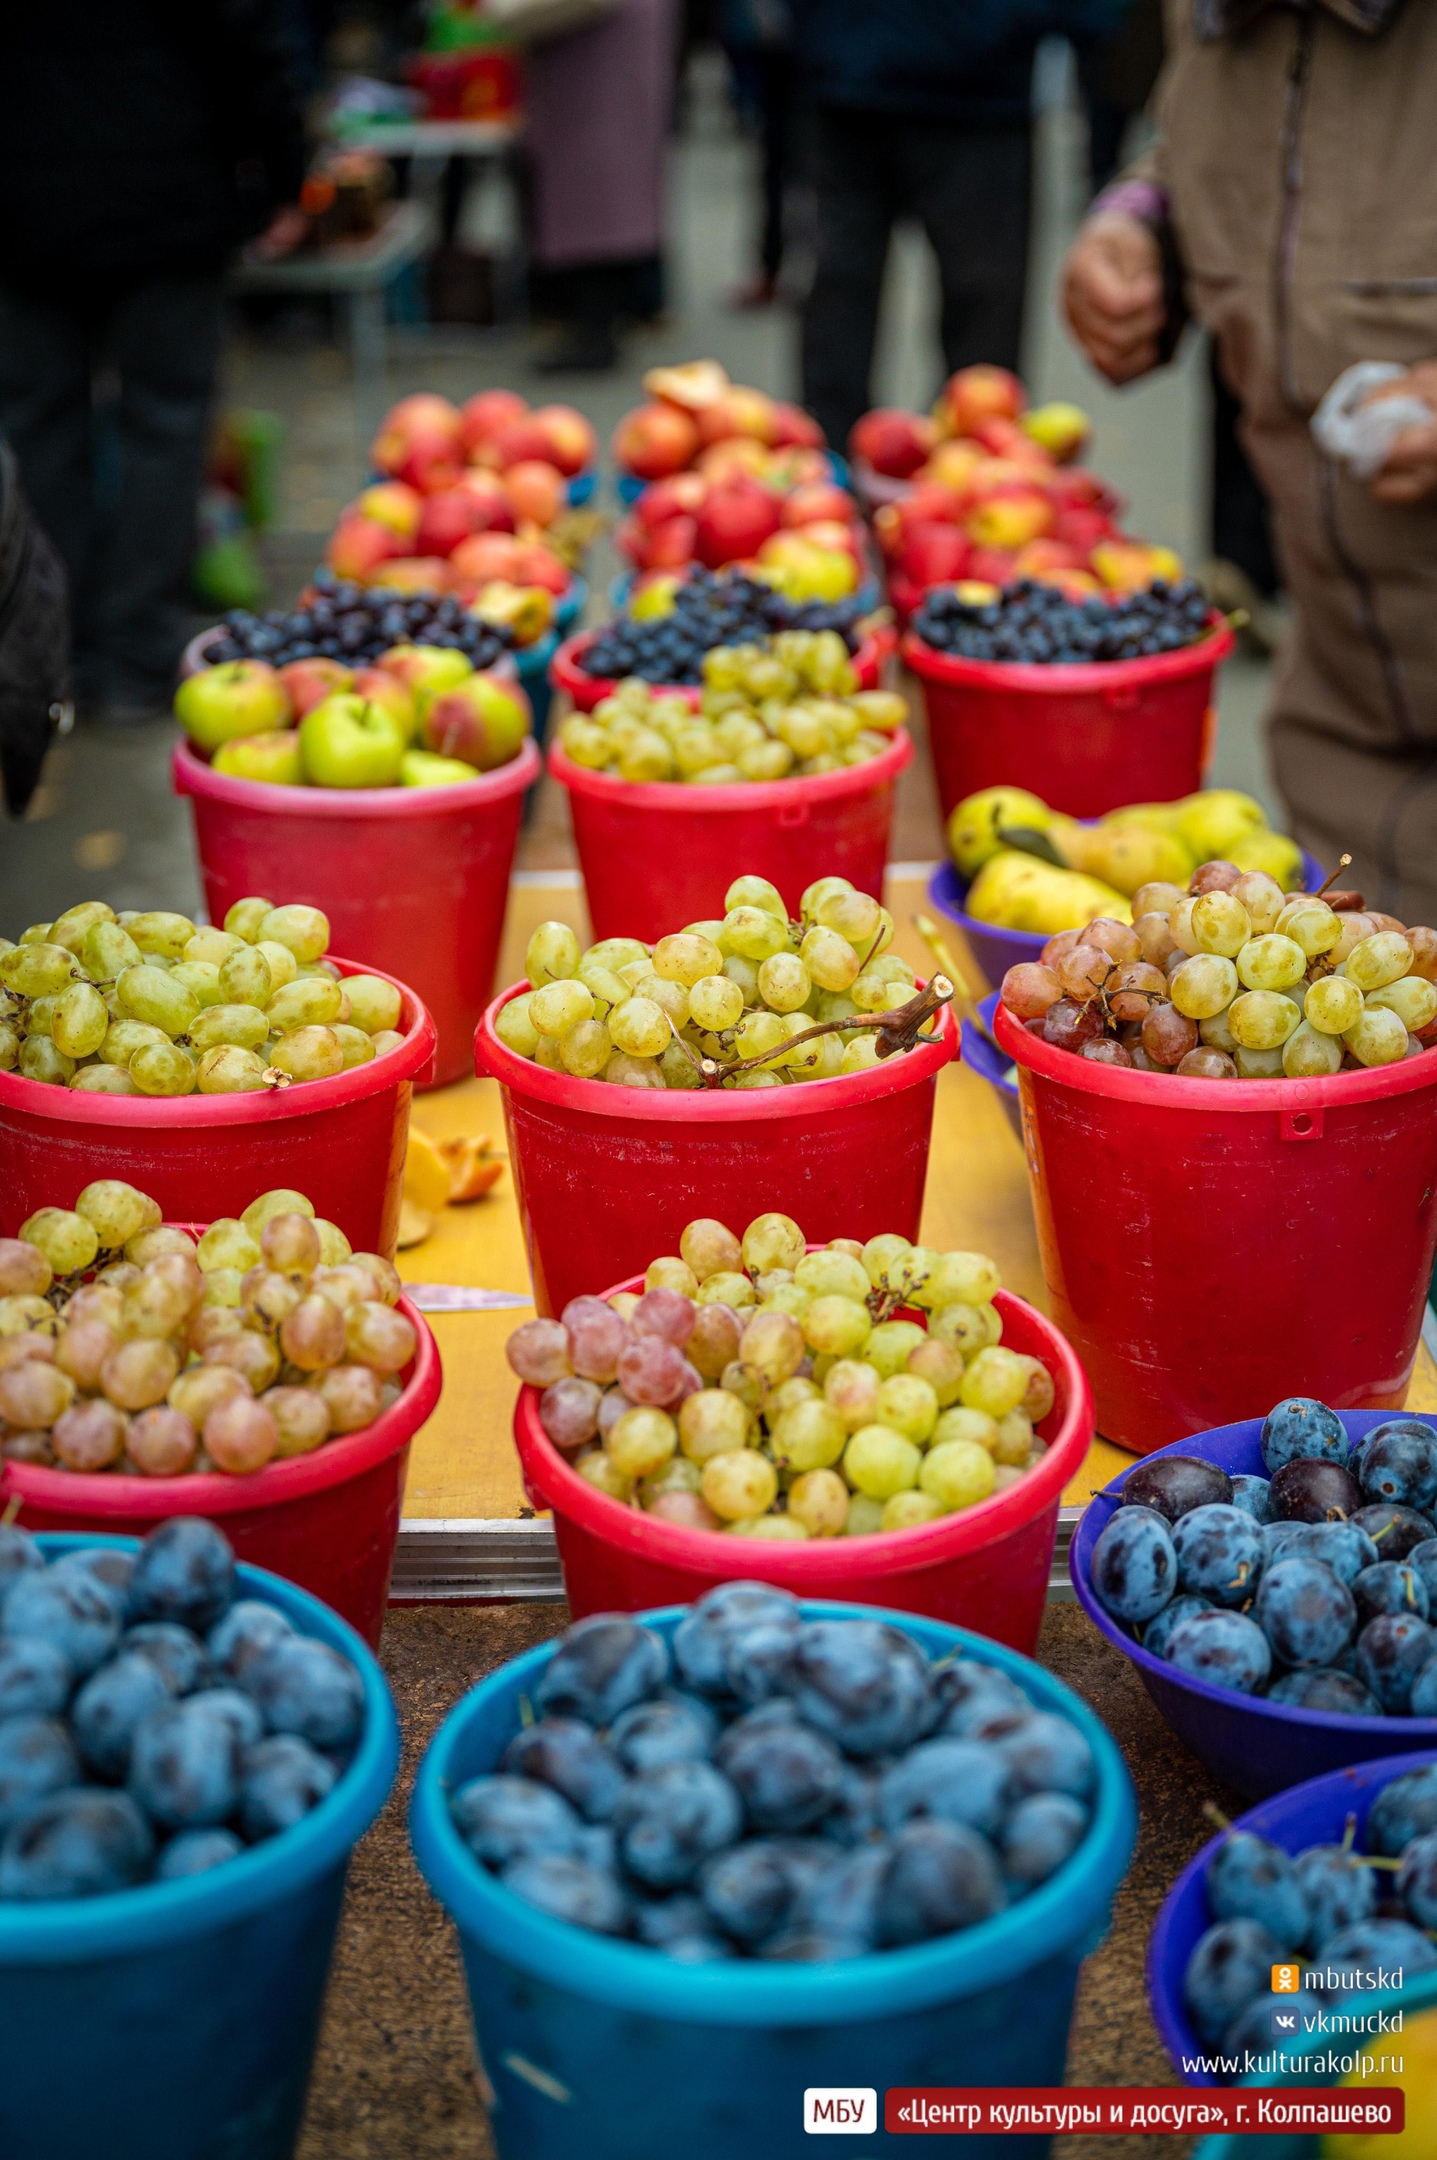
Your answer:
[1311,362,1433,482]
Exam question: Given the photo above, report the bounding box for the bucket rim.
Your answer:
[997,999,1437,1113]
[0,1535,399,1964]
[0,1290,439,1520]
[548,724,911,813]
[514,1278,1091,1578]
[0,956,437,1128]
[475,977,957,1119]
[549,623,894,709]
[408,1598,1136,2025]
[901,613,1234,694]
[172,730,541,819]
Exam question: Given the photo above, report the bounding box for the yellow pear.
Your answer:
[966,853,1132,934]
[1174,788,1268,863]
[947,787,1050,879]
[1101,799,1187,837]
[1081,822,1193,897]
[1229,827,1305,889]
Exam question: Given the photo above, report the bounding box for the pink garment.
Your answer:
[524,0,678,269]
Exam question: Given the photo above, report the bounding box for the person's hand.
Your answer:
[250,204,309,262]
[1061,213,1166,385]
[1367,360,1437,505]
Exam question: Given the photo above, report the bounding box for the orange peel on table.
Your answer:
[399,1127,505,1248]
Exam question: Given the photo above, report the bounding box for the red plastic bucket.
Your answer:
[0,958,435,1258]
[549,625,893,715]
[475,982,958,1316]
[173,736,538,1089]
[513,1277,1091,1650]
[549,731,912,944]
[996,1001,1437,1454]
[901,618,1234,823]
[1,1290,439,1646]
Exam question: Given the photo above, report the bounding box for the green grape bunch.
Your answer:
[496,873,951,1090]
[0,896,407,1098]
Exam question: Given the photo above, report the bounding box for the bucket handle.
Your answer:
[1280,1105,1325,1141]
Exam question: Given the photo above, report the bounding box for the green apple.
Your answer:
[299,694,407,788]
[174,660,291,751]
[376,644,472,726]
[422,672,530,772]
[214,732,305,786]
[401,749,480,786]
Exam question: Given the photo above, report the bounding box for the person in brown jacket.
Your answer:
[1061,0,1437,920]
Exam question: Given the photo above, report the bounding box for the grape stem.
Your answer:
[1316,853,1354,900]
[688,977,955,1087]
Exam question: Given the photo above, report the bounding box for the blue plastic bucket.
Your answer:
[553,575,587,639]
[566,470,597,509]
[962,990,1020,1138]
[411,1600,1136,2160]
[1149,1748,1437,2088]
[0,1534,399,2160]
[1072,1414,1437,1799]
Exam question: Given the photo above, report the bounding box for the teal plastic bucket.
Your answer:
[517,627,562,741]
[0,1535,399,2160]
[411,1601,1136,2160]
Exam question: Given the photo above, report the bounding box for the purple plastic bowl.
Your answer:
[1148,1748,1437,2085]
[961,991,1020,1139]
[1071,1410,1437,1800]
[928,850,1328,994]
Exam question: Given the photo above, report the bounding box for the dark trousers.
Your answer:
[1209,346,1280,599]
[0,275,224,705]
[800,108,1032,453]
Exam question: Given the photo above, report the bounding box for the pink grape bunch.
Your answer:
[0,1180,417,1477]
[507,1213,1056,1539]
[1000,860,1437,1078]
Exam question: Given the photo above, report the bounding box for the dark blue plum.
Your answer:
[2,1567,121,1677]
[0,1789,154,1900]
[55,1548,134,1598]
[1351,1504,1437,1561]
[1143,1596,1213,1660]
[664,1932,735,1961]
[0,1713,79,1830]
[1368,1762,1437,1854]
[932,1662,1032,1738]
[238,1635,364,1751]
[1397,1829,1437,1929]
[1001,1794,1089,1886]
[1166,1609,1271,1695]
[451,1775,581,1868]
[501,1717,627,1823]
[1406,1539,1437,1608]
[610,1693,716,1773]
[72,1652,172,1782]
[993,1713,1094,1799]
[698,1839,795,1947]
[1355,1612,1437,1712]
[613,1760,742,1888]
[125,1519,235,1632]
[237,1735,336,1840]
[794,1840,890,1949]
[536,1616,669,1726]
[1409,1656,1437,1719]
[127,1697,243,1828]
[1207,1832,1309,1951]
[1091,1506,1177,1625]
[1261,1523,1309,1568]
[1358,1420,1437,1512]
[1296,1521,1381,1586]
[633,1891,709,1947]
[1317,1918,1437,1983]
[672,1583,799,1697]
[713,1717,842,1832]
[1293,1845,1377,1951]
[1183,1917,1280,2041]
[501,1853,629,1935]
[1123,1455,1233,1522]
[207,1600,294,1680]
[0,1636,71,1719]
[1265,1669,1380,1716]
[0,1525,43,1613]
[1260,1398,1347,1473]
[791,1620,934,1758]
[1230,1475,1274,1524]
[1352,1562,1429,1626]
[1254,1558,1356,1670]
[874,1820,1007,1946]
[879,1738,1009,1838]
[1224,1990,1308,2065]
[186,1686,264,1749]
[821,1762,884,1845]
[123,1623,212,1696]
[724,1620,800,1705]
[576,1823,616,1874]
[1269,1459,1363,1524]
[156,1827,245,1881]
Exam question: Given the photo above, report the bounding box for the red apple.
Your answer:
[458,388,528,458]
[1011,539,1086,580]
[450,532,520,585]
[636,514,700,570]
[965,482,1056,552]
[921,440,986,494]
[968,546,1019,587]
[613,402,701,479]
[509,541,571,596]
[635,473,708,531]
[696,438,772,485]
[694,481,783,568]
[937,365,1025,438]
[414,487,493,559]
[695,387,777,447]
[325,515,405,582]
[848,408,936,479]
[797,518,862,562]
[898,523,971,589]
[529,404,597,477]
[423,672,531,771]
[769,401,825,450]
[278,658,353,718]
[1048,465,1122,514]
[451,469,516,533]
[781,482,855,529]
[503,460,564,527]
[370,395,464,491]
[1052,504,1117,554]
[369,556,457,593]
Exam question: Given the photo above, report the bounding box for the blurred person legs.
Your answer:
[722,1,797,306]
[801,112,1030,453]
[1074,0,1164,197]
[0,277,222,721]
[526,0,680,373]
